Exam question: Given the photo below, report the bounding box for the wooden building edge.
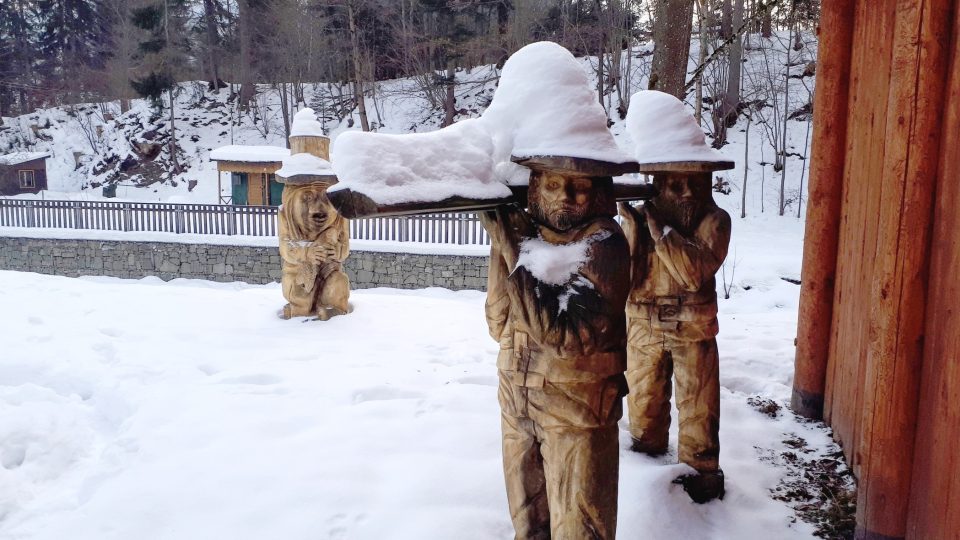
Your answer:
[793,1,960,539]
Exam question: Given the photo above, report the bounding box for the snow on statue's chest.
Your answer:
[516,229,610,312]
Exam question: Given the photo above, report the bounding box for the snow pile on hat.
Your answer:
[276,108,335,183]
[330,41,633,206]
[626,90,728,167]
[289,108,326,137]
[482,41,635,167]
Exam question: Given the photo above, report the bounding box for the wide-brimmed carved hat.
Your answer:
[511,155,640,178]
[275,153,339,186]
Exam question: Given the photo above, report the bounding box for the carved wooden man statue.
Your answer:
[278,182,351,320]
[618,168,731,503]
[482,156,631,539]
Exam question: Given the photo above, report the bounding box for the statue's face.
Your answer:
[528,172,594,231]
[288,184,334,236]
[653,173,712,232]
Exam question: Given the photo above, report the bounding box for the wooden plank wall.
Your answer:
[824,0,896,473]
[906,6,960,538]
[795,0,959,538]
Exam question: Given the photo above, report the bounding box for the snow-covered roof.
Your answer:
[209,145,290,163]
[0,151,50,166]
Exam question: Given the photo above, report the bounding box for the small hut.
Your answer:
[209,145,290,205]
[0,151,50,195]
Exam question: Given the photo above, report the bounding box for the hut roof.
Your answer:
[209,145,290,163]
[0,151,50,166]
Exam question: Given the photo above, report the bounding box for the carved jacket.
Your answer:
[621,204,731,343]
[483,207,630,385]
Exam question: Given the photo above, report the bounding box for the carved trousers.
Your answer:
[498,370,623,540]
[625,337,720,472]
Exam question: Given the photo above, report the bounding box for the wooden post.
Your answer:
[907,7,960,538]
[289,135,330,160]
[854,0,953,538]
[791,0,855,420]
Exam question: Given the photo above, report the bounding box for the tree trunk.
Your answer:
[279,83,291,145]
[651,0,695,98]
[721,0,733,38]
[760,7,772,37]
[778,18,792,216]
[202,0,221,92]
[238,0,255,109]
[347,1,370,132]
[694,0,707,123]
[443,62,456,127]
[168,88,180,175]
[716,0,743,145]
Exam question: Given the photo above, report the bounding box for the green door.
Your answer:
[231,173,248,205]
[268,174,284,206]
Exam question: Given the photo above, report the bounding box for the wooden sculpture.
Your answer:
[618,168,731,503]
[482,156,631,539]
[277,182,350,320]
[276,109,351,321]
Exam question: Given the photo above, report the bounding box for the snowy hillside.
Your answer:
[0,32,817,220]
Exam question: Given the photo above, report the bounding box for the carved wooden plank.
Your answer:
[906,4,960,538]
[855,0,953,536]
[329,184,658,219]
[825,0,896,475]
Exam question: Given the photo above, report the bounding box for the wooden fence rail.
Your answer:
[0,199,489,246]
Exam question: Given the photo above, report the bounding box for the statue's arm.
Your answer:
[652,209,731,292]
[278,212,309,264]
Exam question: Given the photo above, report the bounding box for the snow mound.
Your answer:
[276,153,333,178]
[290,108,325,138]
[483,41,634,165]
[330,41,632,205]
[330,119,511,205]
[626,90,726,164]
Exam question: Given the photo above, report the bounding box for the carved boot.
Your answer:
[630,436,668,457]
[674,469,725,504]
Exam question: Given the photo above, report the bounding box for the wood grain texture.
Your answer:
[825,0,896,474]
[854,0,952,536]
[792,0,856,420]
[906,3,960,538]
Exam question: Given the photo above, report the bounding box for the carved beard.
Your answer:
[655,196,704,233]
[528,198,588,231]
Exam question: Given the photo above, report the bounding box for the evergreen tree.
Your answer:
[36,0,113,102]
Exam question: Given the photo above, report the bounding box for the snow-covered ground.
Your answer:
[0,209,842,539]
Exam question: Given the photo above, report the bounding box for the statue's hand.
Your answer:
[643,202,665,240]
[495,204,533,269]
[308,243,333,264]
[618,201,640,223]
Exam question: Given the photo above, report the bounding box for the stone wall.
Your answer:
[0,237,489,291]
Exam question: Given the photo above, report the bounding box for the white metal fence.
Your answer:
[0,199,490,245]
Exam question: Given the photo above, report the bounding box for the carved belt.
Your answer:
[627,296,718,331]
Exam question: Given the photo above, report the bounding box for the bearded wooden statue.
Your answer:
[278,183,351,320]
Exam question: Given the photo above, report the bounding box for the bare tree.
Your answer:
[650,0,694,98]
